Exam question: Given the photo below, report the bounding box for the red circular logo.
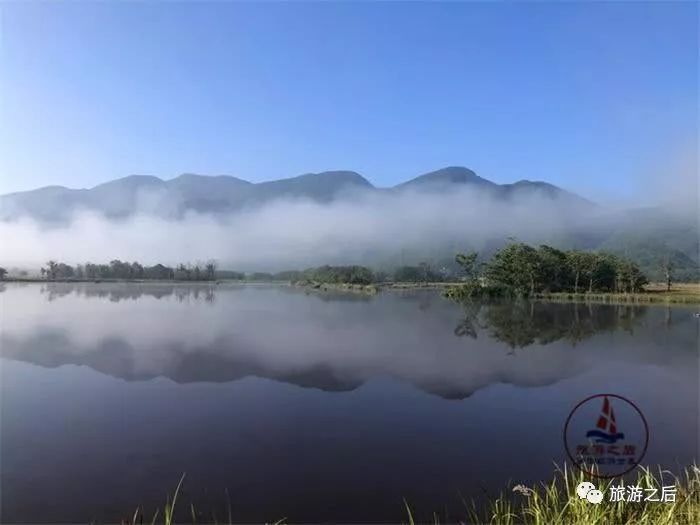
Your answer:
[563,394,649,478]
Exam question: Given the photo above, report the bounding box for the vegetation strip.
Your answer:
[2,242,697,303]
[120,465,699,524]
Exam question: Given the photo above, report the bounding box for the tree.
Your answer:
[537,245,570,292]
[84,263,97,279]
[592,254,619,292]
[455,251,479,281]
[130,262,144,279]
[615,259,647,293]
[44,260,58,280]
[486,243,540,296]
[580,252,602,293]
[205,260,217,281]
[109,259,133,279]
[660,254,674,292]
[0,267,7,280]
[55,263,74,279]
[174,264,188,280]
[306,265,375,285]
[566,251,587,294]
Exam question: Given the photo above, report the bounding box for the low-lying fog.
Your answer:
[0,168,696,272]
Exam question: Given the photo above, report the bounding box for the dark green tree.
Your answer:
[537,245,570,292]
[566,250,587,293]
[455,251,479,281]
[486,243,540,296]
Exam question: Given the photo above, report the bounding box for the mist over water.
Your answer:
[0,185,606,270]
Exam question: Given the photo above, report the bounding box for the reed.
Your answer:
[129,464,699,524]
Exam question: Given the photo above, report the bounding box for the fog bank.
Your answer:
[0,185,680,271]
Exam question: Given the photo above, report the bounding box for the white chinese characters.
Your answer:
[576,482,677,505]
[608,484,676,503]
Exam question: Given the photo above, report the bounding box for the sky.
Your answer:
[0,1,697,200]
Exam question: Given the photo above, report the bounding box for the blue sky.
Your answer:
[0,1,696,199]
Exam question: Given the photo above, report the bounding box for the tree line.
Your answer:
[38,259,218,281]
[449,242,649,298]
[297,265,375,285]
[0,244,652,294]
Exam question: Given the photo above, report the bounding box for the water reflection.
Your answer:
[1,283,697,523]
[39,282,219,303]
[455,301,650,349]
[2,283,696,400]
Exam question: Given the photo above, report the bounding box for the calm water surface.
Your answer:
[1,283,698,522]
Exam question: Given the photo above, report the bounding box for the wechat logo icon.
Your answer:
[576,481,604,504]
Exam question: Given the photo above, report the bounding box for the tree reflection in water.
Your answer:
[39,282,219,303]
[454,300,649,350]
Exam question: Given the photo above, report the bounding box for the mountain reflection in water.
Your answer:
[1,282,697,523]
[1,283,696,400]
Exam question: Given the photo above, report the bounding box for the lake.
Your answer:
[1,282,698,522]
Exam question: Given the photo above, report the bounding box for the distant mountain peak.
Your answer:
[169,173,251,184]
[286,170,374,186]
[396,166,497,189]
[502,179,593,206]
[92,174,165,190]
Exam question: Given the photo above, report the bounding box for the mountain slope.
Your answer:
[253,170,373,203]
[0,170,374,221]
[396,167,592,210]
[0,166,590,222]
[396,166,497,190]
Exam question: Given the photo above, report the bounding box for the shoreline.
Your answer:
[3,278,699,304]
[100,464,700,525]
[532,291,700,305]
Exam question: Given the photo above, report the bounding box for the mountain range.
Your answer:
[0,166,591,222]
[1,166,696,280]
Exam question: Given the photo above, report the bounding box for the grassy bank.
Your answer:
[361,281,700,304]
[380,281,462,290]
[446,282,700,305]
[292,280,379,294]
[129,465,699,524]
[533,282,700,305]
[452,465,700,525]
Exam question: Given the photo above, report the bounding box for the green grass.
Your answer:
[445,281,700,305]
[532,291,700,305]
[408,465,700,525]
[129,465,699,524]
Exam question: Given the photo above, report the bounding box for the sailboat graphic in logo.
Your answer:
[586,396,625,444]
